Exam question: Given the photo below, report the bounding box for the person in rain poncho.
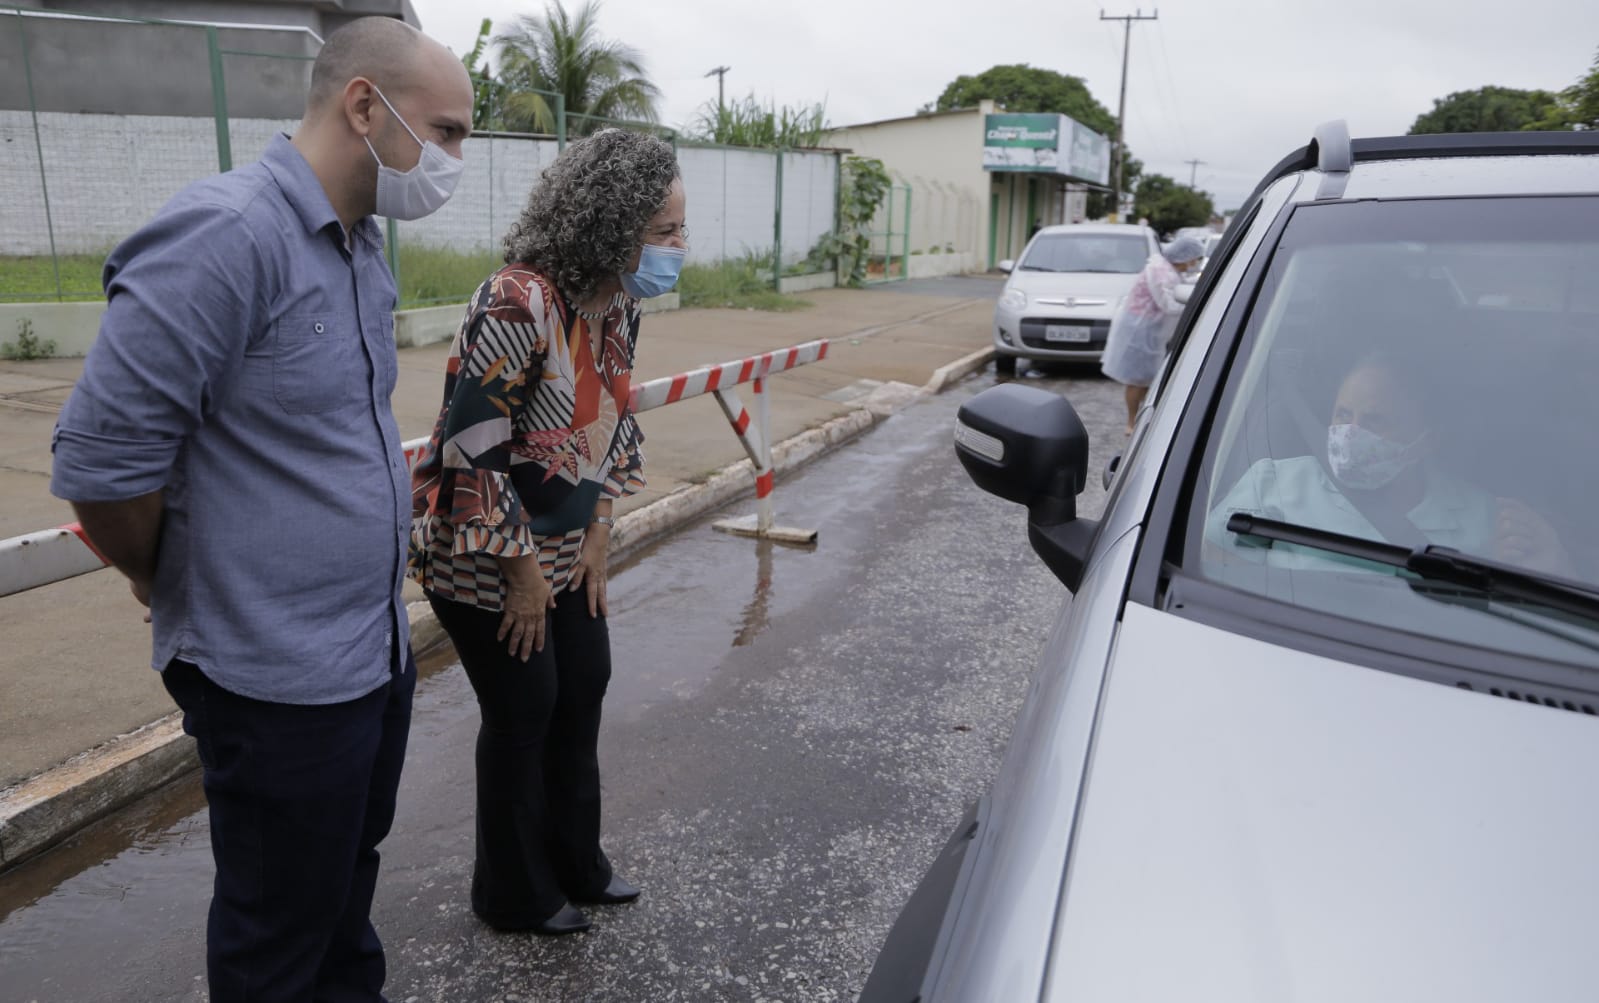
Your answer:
[1100,234,1206,433]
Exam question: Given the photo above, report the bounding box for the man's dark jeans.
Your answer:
[162,655,415,1002]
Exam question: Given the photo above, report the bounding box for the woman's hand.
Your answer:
[496,553,555,661]
[568,523,610,619]
[1494,497,1572,576]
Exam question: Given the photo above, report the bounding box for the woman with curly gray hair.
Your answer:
[409,129,685,936]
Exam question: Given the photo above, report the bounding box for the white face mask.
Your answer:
[364,85,463,221]
[1326,423,1426,490]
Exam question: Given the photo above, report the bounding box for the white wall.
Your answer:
[823,104,991,263]
[2,113,838,275]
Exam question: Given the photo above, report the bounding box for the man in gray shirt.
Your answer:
[49,17,473,1001]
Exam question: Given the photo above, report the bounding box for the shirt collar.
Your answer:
[260,133,384,250]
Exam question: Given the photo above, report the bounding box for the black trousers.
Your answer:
[162,655,414,1003]
[427,588,614,928]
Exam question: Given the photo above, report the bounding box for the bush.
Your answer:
[2,318,56,360]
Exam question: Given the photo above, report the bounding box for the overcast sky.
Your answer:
[408,0,1599,209]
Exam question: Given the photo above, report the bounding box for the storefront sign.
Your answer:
[983,113,1110,186]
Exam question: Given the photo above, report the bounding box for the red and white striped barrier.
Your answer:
[0,339,829,598]
[628,339,828,414]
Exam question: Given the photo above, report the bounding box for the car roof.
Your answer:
[1250,124,1599,206]
[1037,223,1149,236]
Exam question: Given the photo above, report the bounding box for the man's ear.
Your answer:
[343,77,378,139]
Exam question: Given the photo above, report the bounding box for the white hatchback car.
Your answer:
[863,122,1599,1002]
[992,222,1161,372]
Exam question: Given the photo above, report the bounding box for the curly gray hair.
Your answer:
[502,129,681,303]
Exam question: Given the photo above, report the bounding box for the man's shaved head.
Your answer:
[309,17,424,109]
[293,17,473,228]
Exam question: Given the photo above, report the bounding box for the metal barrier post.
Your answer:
[555,93,567,150]
[753,375,774,532]
[386,217,401,293]
[205,26,233,173]
[16,8,62,301]
[772,150,784,292]
[902,186,912,276]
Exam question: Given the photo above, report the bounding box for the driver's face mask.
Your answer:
[1326,423,1427,490]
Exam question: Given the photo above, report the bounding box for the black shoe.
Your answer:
[576,874,640,905]
[533,902,591,936]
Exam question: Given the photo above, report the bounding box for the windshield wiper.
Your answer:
[1018,265,1059,272]
[1225,513,1599,623]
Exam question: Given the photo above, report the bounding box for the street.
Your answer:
[0,364,1124,1003]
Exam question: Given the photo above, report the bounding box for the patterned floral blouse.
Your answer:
[409,264,647,610]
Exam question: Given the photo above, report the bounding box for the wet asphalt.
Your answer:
[0,362,1125,1003]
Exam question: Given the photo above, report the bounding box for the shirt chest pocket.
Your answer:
[272,311,365,414]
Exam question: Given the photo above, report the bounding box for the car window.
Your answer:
[1020,234,1148,274]
[1184,195,1599,665]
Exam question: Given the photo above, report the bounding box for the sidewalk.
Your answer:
[0,281,999,864]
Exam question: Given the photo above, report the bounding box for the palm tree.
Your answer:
[493,0,661,135]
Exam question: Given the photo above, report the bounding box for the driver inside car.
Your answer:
[1206,351,1570,575]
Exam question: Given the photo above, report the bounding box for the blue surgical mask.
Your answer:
[621,244,686,299]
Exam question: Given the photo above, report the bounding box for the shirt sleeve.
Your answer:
[50,201,266,503]
[1203,458,1278,557]
[603,413,648,499]
[446,470,541,559]
[1147,262,1184,315]
[435,283,551,555]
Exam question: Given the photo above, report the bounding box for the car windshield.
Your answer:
[1020,233,1148,274]
[1185,195,1599,666]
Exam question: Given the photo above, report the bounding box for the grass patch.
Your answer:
[0,253,107,302]
[678,254,813,312]
[393,244,502,308]
[3,246,819,313]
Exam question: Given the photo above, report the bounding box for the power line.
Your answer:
[1099,8,1159,220]
[1152,19,1193,157]
[1184,157,1206,187]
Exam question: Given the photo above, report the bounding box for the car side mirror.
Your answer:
[997,259,1014,274]
[954,384,1100,590]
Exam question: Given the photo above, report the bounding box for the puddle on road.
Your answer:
[0,374,1021,995]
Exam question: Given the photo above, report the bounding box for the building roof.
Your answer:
[825,104,985,134]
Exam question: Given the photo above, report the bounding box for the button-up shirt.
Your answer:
[1206,455,1496,571]
[50,134,410,704]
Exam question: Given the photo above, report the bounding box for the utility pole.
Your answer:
[1184,157,1206,187]
[705,65,731,114]
[1100,8,1158,220]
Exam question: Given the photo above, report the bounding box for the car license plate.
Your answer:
[1044,324,1091,343]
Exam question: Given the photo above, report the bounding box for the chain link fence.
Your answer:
[1,6,842,310]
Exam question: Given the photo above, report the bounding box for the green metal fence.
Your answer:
[1,6,615,309]
[0,5,841,314]
[865,184,913,284]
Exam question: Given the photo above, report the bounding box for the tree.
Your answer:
[1132,173,1214,236]
[460,18,500,131]
[932,64,1116,134]
[928,64,1133,218]
[1407,85,1561,134]
[493,0,660,135]
[1529,46,1599,130]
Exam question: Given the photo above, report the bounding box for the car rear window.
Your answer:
[1020,233,1148,274]
[1184,195,1599,665]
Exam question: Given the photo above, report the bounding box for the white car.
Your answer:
[862,122,1599,1002]
[992,222,1161,373]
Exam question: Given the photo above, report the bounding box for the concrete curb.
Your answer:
[0,715,191,870]
[0,354,991,873]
